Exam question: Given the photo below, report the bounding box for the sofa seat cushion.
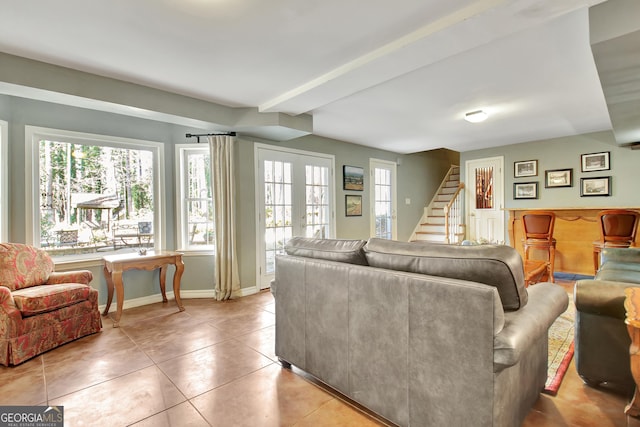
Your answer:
[12,284,94,317]
[285,237,368,265]
[364,238,527,310]
[0,243,54,291]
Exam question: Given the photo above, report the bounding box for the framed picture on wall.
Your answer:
[545,168,572,188]
[514,160,538,177]
[345,195,362,216]
[513,182,538,199]
[581,151,610,172]
[343,165,364,191]
[580,176,611,197]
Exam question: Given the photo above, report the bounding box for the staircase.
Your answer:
[411,165,465,244]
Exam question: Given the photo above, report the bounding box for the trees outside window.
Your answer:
[176,145,215,251]
[26,127,163,258]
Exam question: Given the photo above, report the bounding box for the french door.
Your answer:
[255,145,335,289]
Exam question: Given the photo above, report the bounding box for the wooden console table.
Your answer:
[624,287,640,417]
[102,251,185,327]
[508,207,640,276]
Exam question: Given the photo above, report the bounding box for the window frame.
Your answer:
[0,120,7,242]
[25,126,166,264]
[175,143,215,254]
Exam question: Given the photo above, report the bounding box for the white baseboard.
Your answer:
[99,286,260,313]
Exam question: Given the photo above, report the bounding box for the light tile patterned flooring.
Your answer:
[1,280,640,426]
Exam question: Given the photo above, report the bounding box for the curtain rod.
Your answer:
[186,132,236,143]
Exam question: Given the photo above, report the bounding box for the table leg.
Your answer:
[112,270,124,328]
[159,265,168,303]
[173,256,185,312]
[102,265,114,316]
[626,325,640,416]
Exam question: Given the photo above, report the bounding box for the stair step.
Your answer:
[444,181,459,188]
[440,187,457,195]
[436,194,453,202]
[423,216,445,225]
[419,224,445,233]
[432,201,448,209]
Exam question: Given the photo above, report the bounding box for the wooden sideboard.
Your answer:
[508,207,640,276]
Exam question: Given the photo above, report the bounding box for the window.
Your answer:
[25,126,165,260]
[370,159,397,240]
[0,120,7,242]
[176,145,215,251]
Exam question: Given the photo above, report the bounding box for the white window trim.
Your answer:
[24,126,166,264]
[175,143,214,254]
[0,120,7,242]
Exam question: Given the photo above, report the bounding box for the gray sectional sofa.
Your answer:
[272,237,569,427]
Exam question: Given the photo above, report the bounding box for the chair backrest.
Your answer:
[598,209,640,244]
[0,243,54,291]
[522,211,555,242]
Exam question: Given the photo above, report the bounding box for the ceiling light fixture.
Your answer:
[464,110,488,123]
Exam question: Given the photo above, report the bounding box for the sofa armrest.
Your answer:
[46,270,93,285]
[493,283,568,371]
[574,279,633,319]
[0,286,22,337]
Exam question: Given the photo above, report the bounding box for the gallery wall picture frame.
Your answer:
[580,176,611,197]
[345,195,362,216]
[581,151,610,172]
[343,165,364,191]
[514,160,538,177]
[513,182,538,199]
[545,168,573,188]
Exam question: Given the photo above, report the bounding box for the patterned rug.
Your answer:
[543,296,575,395]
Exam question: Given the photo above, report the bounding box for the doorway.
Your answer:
[255,145,335,289]
[465,156,504,243]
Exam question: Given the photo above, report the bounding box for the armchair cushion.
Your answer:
[0,243,54,291]
[12,283,95,317]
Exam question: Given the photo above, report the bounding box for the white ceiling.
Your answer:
[0,0,616,153]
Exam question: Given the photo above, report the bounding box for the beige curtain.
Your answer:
[209,135,240,300]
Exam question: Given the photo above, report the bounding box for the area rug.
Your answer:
[543,296,575,395]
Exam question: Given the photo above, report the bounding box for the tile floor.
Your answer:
[1,281,640,426]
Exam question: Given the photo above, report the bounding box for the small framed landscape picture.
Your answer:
[345,195,362,216]
[545,168,572,188]
[581,151,610,172]
[514,160,537,177]
[343,165,364,191]
[580,176,611,197]
[513,182,538,200]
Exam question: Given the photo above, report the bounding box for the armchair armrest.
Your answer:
[46,270,93,285]
[493,283,568,371]
[0,286,22,337]
[574,279,633,319]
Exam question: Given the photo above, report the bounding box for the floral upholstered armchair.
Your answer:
[0,243,102,365]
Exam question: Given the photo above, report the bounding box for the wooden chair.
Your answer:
[522,211,556,285]
[593,209,640,273]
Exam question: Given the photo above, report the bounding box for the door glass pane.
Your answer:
[475,167,494,209]
[305,165,329,239]
[264,160,293,274]
[374,167,392,239]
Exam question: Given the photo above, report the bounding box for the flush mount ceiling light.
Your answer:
[464,110,488,123]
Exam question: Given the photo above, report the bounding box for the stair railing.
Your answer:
[443,183,464,244]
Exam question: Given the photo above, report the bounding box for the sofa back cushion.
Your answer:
[364,238,527,310]
[285,237,368,265]
[0,243,54,291]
